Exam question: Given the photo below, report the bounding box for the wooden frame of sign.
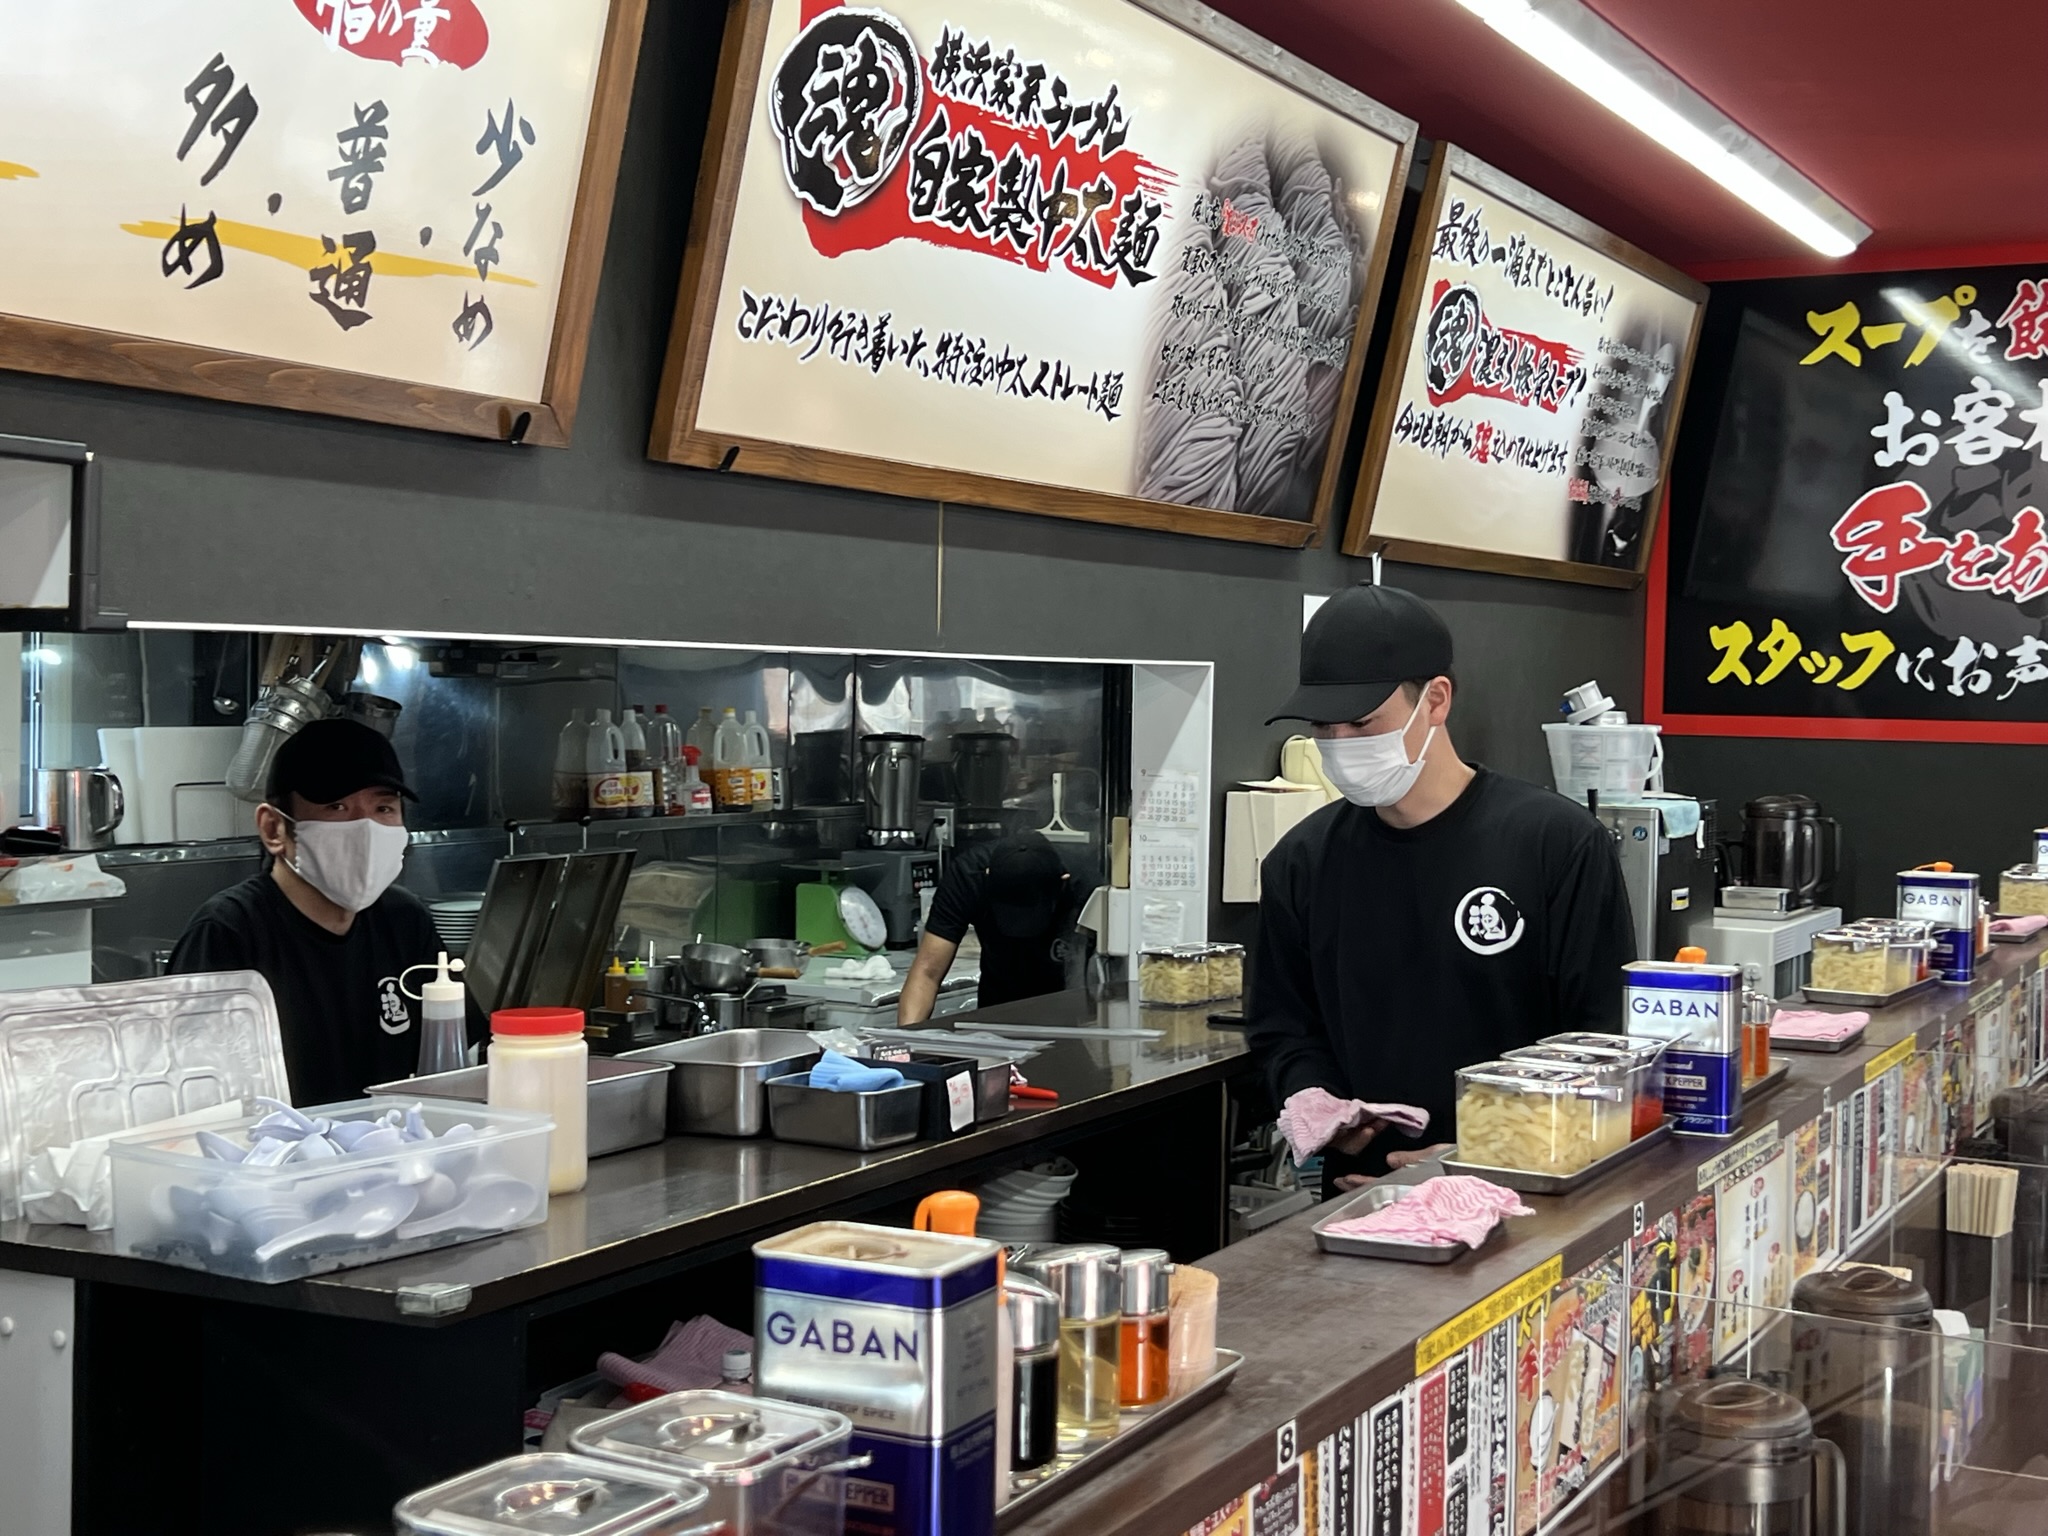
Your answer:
[651,0,1415,547]
[1342,143,1707,588]
[0,0,648,448]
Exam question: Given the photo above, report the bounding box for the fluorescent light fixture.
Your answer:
[1450,0,1869,256]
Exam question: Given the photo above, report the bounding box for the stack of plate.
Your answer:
[428,895,485,957]
[972,1158,1078,1244]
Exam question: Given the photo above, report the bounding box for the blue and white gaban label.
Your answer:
[2036,828,2048,870]
[1897,871,1977,983]
[1660,1048,1741,1136]
[1623,962,1739,1053]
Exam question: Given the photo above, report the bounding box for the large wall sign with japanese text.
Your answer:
[1651,263,2048,743]
[1343,145,1707,588]
[0,0,646,445]
[651,0,1416,547]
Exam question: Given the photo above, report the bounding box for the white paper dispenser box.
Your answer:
[1222,783,1327,903]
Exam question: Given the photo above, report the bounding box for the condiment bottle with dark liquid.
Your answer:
[1006,1275,1059,1473]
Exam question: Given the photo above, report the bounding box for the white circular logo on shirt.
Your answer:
[376,976,413,1035]
[1455,887,1525,955]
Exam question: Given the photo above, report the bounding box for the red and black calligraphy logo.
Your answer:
[770,7,923,216]
[1420,280,1584,414]
[291,0,489,70]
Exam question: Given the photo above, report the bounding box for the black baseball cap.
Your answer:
[985,832,1070,938]
[1267,583,1455,725]
[267,717,417,806]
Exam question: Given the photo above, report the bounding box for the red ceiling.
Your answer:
[1207,0,2048,278]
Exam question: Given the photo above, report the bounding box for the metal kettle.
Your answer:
[949,728,1014,815]
[860,733,923,849]
[1733,794,1840,908]
[1650,1378,1845,1536]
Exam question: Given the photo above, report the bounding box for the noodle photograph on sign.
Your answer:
[1345,144,1706,588]
[652,0,1415,546]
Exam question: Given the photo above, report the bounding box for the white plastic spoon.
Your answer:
[393,1176,538,1241]
[251,1183,420,1266]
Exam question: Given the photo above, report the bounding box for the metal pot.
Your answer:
[678,941,758,995]
[745,937,809,972]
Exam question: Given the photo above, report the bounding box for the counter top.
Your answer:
[0,988,1247,1323]
[1012,938,2047,1536]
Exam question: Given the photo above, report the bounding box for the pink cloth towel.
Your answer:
[597,1314,752,1395]
[1324,1176,1532,1248]
[1278,1087,1431,1163]
[1770,1009,1870,1043]
[1992,914,2048,937]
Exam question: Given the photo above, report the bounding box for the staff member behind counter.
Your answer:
[169,718,441,1105]
[1248,584,1636,1190]
[899,831,1081,1023]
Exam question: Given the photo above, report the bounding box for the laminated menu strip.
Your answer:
[1413,1254,1562,1375]
[1864,1035,1917,1083]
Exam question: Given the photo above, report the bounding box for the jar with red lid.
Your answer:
[487,1006,587,1193]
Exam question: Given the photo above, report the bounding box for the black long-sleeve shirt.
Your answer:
[1247,767,1636,1174]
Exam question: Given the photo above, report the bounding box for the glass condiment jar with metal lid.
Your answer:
[1138,946,1215,1006]
[1204,943,1245,1001]
[2000,864,2048,917]
[1809,926,1931,997]
[1017,1243,1123,1438]
[393,1453,711,1536]
[1454,1059,1626,1174]
[1006,1275,1059,1474]
[1118,1248,1172,1408]
[570,1391,859,1536]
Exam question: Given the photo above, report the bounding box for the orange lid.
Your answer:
[492,1006,585,1037]
[1675,945,1708,964]
[915,1190,1000,1283]
[1914,861,1954,872]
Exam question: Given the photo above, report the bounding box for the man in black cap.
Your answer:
[899,831,1079,1022]
[170,717,441,1105]
[1249,584,1635,1188]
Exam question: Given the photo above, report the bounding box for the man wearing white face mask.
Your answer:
[1248,583,1635,1189]
[170,717,441,1105]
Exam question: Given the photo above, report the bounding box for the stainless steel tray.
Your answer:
[765,1071,923,1150]
[1801,975,1942,1009]
[998,1349,1243,1528]
[1442,1120,1673,1196]
[1770,1026,1866,1055]
[1744,1060,1790,1101]
[1311,1183,1497,1262]
[366,1056,673,1157]
[621,1029,822,1137]
[1989,915,2044,943]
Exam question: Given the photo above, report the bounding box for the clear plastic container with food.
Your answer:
[1527,1034,1669,1140]
[1809,927,1929,997]
[1139,946,1214,1006]
[2000,866,2048,917]
[1453,1060,1627,1176]
[1205,943,1246,1000]
[1849,918,1937,982]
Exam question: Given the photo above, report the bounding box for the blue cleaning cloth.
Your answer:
[810,1051,907,1093]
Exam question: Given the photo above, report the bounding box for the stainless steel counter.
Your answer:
[0,987,1247,1323]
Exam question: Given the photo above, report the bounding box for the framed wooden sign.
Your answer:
[652,0,1416,546]
[0,0,647,446]
[1343,144,1706,587]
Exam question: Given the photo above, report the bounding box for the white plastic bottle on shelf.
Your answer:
[585,709,628,819]
[621,706,655,819]
[486,1005,588,1194]
[742,709,773,809]
[551,709,587,819]
[711,707,749,812]
[680,747,714,816]
[686,706,717,764]
[647,704,683,814]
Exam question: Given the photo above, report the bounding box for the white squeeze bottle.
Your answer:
[404,951,469,1076]
[742,709,773,809]
[711,707,748,811]
[586,709,628,819]
[487,1006,587,1195]
[621,705,655,819]
[551,708,586,819]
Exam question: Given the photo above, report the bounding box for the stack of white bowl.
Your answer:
[972,1157,1078,1244]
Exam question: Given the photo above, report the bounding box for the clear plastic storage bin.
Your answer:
[1205,943,1246,1000]
[1523,1034,1669,1140]
[2000,866,2048,917]
[110,1097,552,1283]
[1139,946,1215,1006]
[1454,1060,1627,1176]
[1809,927,1930,996]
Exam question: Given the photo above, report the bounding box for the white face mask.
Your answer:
[280,812,409,913]
[1320,693,1436,808]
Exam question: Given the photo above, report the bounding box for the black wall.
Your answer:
[0,3,1643,938]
